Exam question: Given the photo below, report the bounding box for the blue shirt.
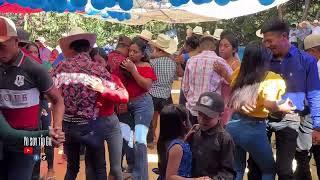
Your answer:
[159,139,192,180]
[52,53,64,68]
[270,46,320,129]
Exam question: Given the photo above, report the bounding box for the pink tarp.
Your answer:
[0,2,43,14]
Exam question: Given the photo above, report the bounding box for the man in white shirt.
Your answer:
[312,20,320,35]
[289,24,299,47]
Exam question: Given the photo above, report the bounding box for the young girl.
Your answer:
[120,37,157,180]
[218,33,240,71]
[218,33,240,126]
[157,105,192,180]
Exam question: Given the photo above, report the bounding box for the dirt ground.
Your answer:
[40,80,319,180]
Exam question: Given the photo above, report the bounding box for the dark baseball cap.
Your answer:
[193,92,224,118]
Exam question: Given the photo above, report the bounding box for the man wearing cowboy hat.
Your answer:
[147,34,178,148]
[51,27,113,179]
[0,16,65,180]
[300,34,320,179]
[291,34,320,180]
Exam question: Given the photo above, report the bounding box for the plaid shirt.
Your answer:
[149,57,177,99]
[52,53,111,122]
[182,51,232,116]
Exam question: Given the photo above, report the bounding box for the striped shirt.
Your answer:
[149,57,177,99]
[0,50,54,129]
[182,51,232,116]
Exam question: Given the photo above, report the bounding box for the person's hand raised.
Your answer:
[120,59,137,74]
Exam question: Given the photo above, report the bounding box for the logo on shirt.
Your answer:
[14,75,25,87]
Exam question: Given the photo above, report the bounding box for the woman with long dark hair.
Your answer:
[225,42,296,180]
[120,37,157,180]
[88,47,129,180]
[157,105,192,180]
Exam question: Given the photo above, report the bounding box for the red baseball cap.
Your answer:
[0,16,18,43]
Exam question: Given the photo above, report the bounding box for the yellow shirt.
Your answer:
[231,69,286,118]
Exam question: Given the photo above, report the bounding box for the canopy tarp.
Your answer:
[0,2,42,14]
[0,0,290,25]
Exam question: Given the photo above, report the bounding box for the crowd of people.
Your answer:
[289,19,320,49]
[0,15,320,180]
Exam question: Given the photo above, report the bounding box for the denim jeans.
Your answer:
[128,94,154,180]
[86,114,123,180]
[119,113,135,171]
[0,144,39,180]
[226,113,275,180]
[63,121,106,180]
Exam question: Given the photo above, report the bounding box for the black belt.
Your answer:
[269,112,302,122]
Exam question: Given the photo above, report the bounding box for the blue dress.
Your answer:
[160,139,192,179]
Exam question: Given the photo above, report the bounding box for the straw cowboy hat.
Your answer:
[149,34,178,55]
[193,26,203,35]
[59,27,96,58]
[204,31,211,36]
[36,36,46,44]
[304,34,320,50]
[138,30,153,42]
[299,21,311,27]
[212,29,224,40]
[313,20,320,26]
[256,29,263,38]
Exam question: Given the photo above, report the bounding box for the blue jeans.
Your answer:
[128,94,154,180]
[86,114,123,180]
[63,121,106,180]
[226,113,275,180]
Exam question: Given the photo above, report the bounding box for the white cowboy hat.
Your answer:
[212,29,224,40]
[193,26,203,36]
[313,20,320,25]
[59,27,96,58]
[36,36,46,43]
[138,29,153,42]
[299,21,311,27]
[256,29,263,38]
[149,34,178,55]
[204,31,211,36]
